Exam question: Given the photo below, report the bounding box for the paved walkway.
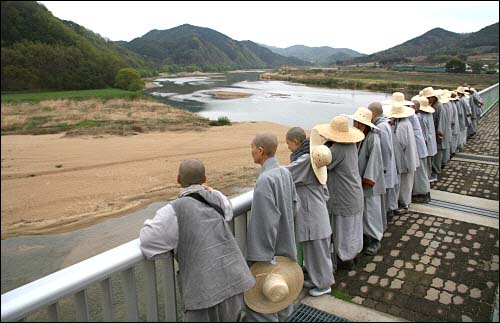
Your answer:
[300,103,499,322]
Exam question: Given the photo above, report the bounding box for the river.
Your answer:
[146,71,391,129]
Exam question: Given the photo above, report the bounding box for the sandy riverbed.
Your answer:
[1,121,293,239]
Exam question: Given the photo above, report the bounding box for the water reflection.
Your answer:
[146,71,391,129]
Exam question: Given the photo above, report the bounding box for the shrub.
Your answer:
[114,68,144,91]
[209,116,232,126]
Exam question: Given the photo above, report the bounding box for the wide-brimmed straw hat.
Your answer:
[244,256,304,314]
[456,86,468,94]
[310,128,331,185]
[383,104,415,119]
[314,115,365,143]
[418,96,435,113]
[382,92,415,107]
[421,87,438,98]
[342,107,380,130]
[442,89,457,101]
[435,89,450,104]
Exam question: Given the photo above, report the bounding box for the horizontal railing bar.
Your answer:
[1,239,144,322]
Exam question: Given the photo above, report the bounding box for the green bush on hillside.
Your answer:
[114,68,144,91]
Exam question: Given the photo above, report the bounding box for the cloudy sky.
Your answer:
[40,1,499,55]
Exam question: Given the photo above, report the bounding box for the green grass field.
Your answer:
[1,88,143,103]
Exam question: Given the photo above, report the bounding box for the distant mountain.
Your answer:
[260,44,365,65]
[1,1,149,91]
[353,22,499,64]
[122,24,310,69]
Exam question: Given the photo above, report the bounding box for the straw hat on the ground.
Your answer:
[244,256,304,314]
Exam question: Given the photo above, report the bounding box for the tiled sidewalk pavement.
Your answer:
[332,212,499,322]
[431,160,499,201]
[462,103,499,157]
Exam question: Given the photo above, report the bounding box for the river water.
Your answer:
[2,71,391,312]
[146,71,391,129]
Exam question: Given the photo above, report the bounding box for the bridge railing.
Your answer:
[1,191,254,322]
[479,82,499,116]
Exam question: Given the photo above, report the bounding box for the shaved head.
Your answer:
[286,127,306,143]
[252,133,278,157]
[178,159,205,187]
[368,102,383,118]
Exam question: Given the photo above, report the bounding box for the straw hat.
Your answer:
[456,86,467,94]
[382,92,415,106]
[418,96,435,113]
[244,256,304,314]
[310,128,331,185]
[443,89,457,101]
[314,116,365,143]
[383,104,415,119]
[411,95,420,102]
[343,107,380,130]
[436,89,449,104]
[421,87,438,98]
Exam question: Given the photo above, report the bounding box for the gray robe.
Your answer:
[411,113,430,196]
[286,153,335,290]
[432,101,448,174]
[392,118,419,207]
[451,101,461,154]
[409,114,428,159]
[327,142,364,261]
[442,101,454,164]
[247,157,299,262]
[358,130,385,241]
[286,154,332,242]
[469,91,483,135]
[373,115,399,214]
[139,185,255,312]
[418,111,436,181]
[457,97,469,148]
[459,96,472,143]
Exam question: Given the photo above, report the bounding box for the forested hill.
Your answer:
[122,24,310,70]
[352,22,499,64]
[261,44,365,65]
[1,1,149,92]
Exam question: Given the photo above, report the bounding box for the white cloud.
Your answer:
[40,1,499,54]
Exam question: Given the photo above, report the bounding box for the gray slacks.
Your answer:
[185,293,244,322]
[303,237,335,289]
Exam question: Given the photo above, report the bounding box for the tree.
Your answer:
[471,62,483,74]
[445,57,466,73]
[114,68,144,91]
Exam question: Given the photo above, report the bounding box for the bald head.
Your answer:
[286,127,306,144]
[252,133,278,157]
[178,159,206,187]
[368,102,383,119]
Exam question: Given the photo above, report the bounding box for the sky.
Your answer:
[39,1,499,55]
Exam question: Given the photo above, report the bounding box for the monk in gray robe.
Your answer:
[452,90,467,152]
[416,96,437,183]
[409,99,430,203]
[285,127,335,297]
[422,87,446,179]
[140,159,255,322]
[247,133,299,322]
[315,116,364,271]
[387,103,420,213]
[456,87,472,149]
[467,87,484,137]
[349,108,385,256]
[440,93,454,166]
[368,102,399,221]
[449,93,461,155]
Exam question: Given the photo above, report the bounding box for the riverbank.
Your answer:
[260,68,499,93]
[1,121,292,239]
[1,98,209,136]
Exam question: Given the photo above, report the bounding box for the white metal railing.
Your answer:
[478,83,499,116]
[1,191,254,322]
